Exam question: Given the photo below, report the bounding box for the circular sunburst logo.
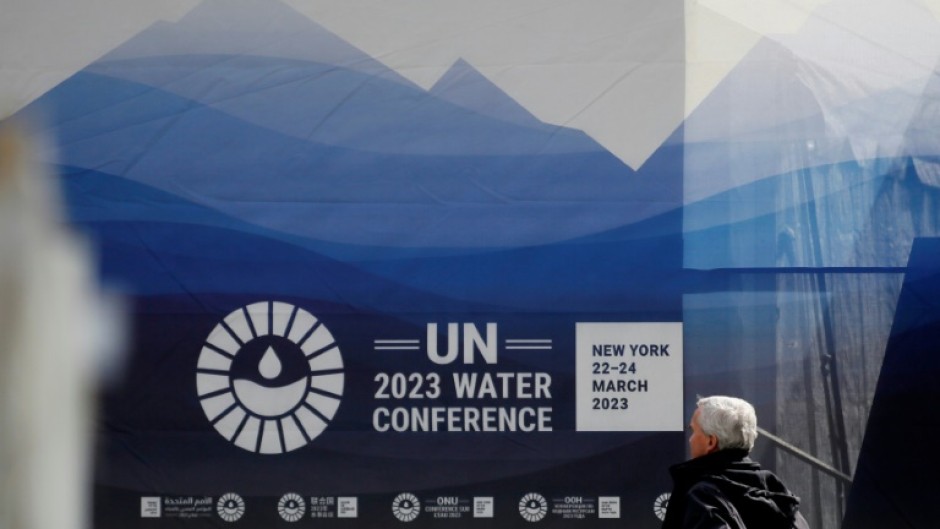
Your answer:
[653,492,670,521]
[217,493,246,522]
[392,493,420,522]
[196,301,344,454]
[518,493,548,522]
[278,493,306,522]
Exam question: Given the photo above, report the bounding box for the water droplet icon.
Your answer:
[259,346,282,379]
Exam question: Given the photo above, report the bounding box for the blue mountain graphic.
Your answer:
[86,0,602,157]
[13,0,683,311]
[20,0,677,255]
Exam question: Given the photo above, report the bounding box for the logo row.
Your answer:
[141,494,357,522]
[142,492,672,522]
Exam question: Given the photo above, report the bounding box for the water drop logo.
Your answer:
[391,493,420,522]
[217,493,246,522]
[518,493,548,522]
[278,493,306,522]
[196,302,344,453]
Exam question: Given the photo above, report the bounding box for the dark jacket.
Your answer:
[662,449,810,529]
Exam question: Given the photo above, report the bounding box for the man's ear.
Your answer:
[706,434,719,454]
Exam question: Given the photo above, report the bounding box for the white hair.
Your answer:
[696,396,758,452]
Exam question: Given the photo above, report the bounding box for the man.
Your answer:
[662,396,810,529]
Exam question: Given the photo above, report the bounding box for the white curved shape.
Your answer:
[233,377,307,417]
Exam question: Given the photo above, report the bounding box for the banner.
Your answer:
[5,1,940,528]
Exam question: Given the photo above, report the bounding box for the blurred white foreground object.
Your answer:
[0,122,123,529]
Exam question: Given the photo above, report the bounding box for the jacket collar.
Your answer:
[669,448,753,482]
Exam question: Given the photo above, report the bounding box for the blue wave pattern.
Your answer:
[29,0,683,315]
